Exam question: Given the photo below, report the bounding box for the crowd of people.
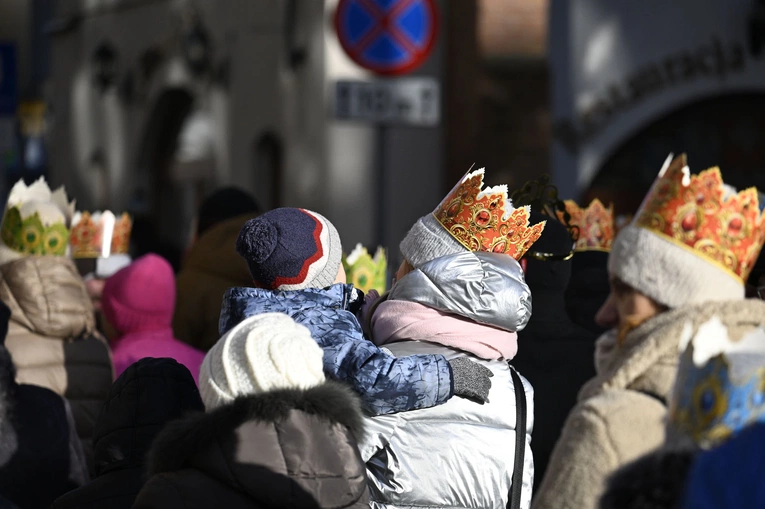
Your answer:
[0,152,763,508]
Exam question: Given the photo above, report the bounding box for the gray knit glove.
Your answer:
[449,357,494,404]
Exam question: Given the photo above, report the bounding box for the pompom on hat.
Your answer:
[236,207,343,291]
[610,154,765,309]
[400,167,546,268]
[0,178,75,264]
[199,313,326,409]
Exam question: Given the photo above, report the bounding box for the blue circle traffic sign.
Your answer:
[334,0,439,76]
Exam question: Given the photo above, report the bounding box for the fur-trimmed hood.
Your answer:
[141,380,368,509]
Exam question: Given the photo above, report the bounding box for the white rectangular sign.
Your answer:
[334,78,441,126]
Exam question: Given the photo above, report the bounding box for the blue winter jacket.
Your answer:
[219,284,453,415]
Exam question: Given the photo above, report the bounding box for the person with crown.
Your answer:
[357,168,543,509]
[532,154,765,509]
[558,198,614,335]
[508,187,601,495]
[218,207,495,417]
[600,305,765,509]
[0,178,114,475]
[69,209,133,325]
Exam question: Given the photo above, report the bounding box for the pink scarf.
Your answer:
[371,300,518,361]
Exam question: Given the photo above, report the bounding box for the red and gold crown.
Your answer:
[70,211,133,258]
[633,154,765,283]
[557,199,615,252]
[433,168,546,260]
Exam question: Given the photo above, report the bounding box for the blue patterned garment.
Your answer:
[669,349,765,448]
[219,284,453,415]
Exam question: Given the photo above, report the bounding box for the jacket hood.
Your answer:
[147,381,367,508]
[388,251,532,332]
[219,283,360,335]
[183,213,256,285]
[0,256,94,338]
[600,447,696,509]
[92,358,204,477]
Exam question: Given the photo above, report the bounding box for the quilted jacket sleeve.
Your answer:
[296,306,453,416]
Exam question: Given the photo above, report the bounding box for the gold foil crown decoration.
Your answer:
[70,211,133,258]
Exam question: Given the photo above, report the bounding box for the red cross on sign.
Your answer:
[334,0,439,75]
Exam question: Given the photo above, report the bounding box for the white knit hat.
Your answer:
[609,224,744,309]
[199,313,326,409]
[400,213,466,269]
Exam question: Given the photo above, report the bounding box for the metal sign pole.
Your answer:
[375,123,386,251]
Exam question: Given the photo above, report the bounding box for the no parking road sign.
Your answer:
[335,0,439,76]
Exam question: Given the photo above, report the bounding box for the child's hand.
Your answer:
[449,357,494,404]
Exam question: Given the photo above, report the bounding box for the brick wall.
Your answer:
[478,0,548,59]
[446,0,551,194]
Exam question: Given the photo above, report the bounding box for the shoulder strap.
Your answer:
[508,365,527,509]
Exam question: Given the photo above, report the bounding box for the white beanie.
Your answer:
[609,224,744,309]
[607,154,759,309]
[199,313,326,409]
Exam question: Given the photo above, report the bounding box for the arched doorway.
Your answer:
[132,88,195,271]
[252,132,282,211]
[584,93,765,216]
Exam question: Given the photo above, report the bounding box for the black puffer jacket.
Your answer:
[0,301,89,509]
[52,358,204,509]
[513,213,598,492]
[133,381,369,509]
[564,251,610,335]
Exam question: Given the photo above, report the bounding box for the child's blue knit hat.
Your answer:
[236,207,343,291]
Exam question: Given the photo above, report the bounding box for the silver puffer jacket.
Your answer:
[359,251,535,509]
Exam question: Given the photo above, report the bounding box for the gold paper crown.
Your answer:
[433,168,546,260]
[556,199,615,252]
[0,178,76,256]
[342,244,388,293]
[633,154,765,283]
[70,211,133,258]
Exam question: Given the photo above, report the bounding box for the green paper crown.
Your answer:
[342,244,388,294]
[1,207,69,256]
[0,178,76,257]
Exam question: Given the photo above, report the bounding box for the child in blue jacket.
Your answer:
[219,207,491,415]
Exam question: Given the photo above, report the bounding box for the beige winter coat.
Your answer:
[0,256,114,469]
[173,214,255,352]
[531,300,763,509]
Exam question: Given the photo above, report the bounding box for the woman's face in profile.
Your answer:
[595,278,664,333]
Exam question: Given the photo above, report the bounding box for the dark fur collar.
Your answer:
[147,380,364,475]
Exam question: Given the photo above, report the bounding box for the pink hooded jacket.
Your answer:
[102,254,205,385]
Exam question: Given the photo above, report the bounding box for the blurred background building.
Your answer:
[550,0,765,215]
[1,0,764,268]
